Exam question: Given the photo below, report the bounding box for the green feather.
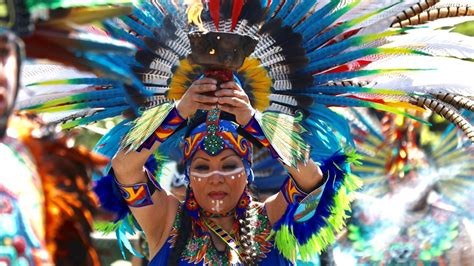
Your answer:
[120,102,175,151]
[259,111,310,168]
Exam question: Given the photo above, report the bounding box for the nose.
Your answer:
[207,172,225,184]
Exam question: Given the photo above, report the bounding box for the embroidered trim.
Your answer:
[201,209,235,218]
[137,106,186,151]
[115,170,161,208]
[280,175,308,204]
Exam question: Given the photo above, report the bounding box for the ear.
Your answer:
[241,36,258,57]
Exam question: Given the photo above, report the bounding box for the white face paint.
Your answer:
[191,167,245,179]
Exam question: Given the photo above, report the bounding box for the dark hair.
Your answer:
[167,192,193,266]
[167,188,261,265]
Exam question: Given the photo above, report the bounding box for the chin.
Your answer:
[203,201,236,214]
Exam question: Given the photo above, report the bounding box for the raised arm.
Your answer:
[111,78,218,256]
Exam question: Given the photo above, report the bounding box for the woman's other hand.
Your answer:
[215,81,254,126]
[176,78,219,119]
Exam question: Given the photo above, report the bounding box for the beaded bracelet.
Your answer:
[280,175,309,204]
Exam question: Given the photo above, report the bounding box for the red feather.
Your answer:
[209,0,220,30]
[318,59,372,74]
[231,0,244,31]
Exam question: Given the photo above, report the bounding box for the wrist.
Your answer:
[176,100,190,120]
[237,109,255,126]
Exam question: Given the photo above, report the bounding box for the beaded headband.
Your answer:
[183,118,253,163]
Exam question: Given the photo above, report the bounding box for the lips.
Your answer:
[208,191,228,200]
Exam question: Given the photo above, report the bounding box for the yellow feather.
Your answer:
[238,58,272,111]
[168,59,202,100]
[383,101,426,112]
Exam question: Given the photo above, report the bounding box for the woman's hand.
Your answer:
[176,78,219,119]
[215,81,254,126]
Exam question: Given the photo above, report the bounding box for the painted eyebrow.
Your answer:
[193,157,210,162]
[221,154,239,161]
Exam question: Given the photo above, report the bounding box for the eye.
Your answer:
[193,165,209,171]
[222,164,237,171]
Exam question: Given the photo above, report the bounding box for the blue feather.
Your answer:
[305,94,369,107]
[133,6,159,29]
[160,0,179,15]
[73,89,124,101]
[303,119,342,160]
[144,154,160,177]
[295,0,338,34]
[141,2,165,26]
[93,121,133,180]
[273,0,297,21]
[305,1,401,50]
[121,16,154,38]
[82,53,133,82]
[117,226,143,258]
[305,48,387,73]
[104,21,147,50]
[283,0,317,27]
[295,85,369,95]
[93,172,129,221]
[266,0,282,20]
[309,105,354,147]
[302,0,360,47]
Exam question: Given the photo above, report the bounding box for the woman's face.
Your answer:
[189,149,247,214]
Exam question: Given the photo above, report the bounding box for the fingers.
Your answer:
[217,96,247,107]
[220,81,240,90]
[193,78,217,85]
[195,103,216,111]
[193,93,218,104]
[215,88,250,105]
[217,104,234,114]
[190,83,217,94]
